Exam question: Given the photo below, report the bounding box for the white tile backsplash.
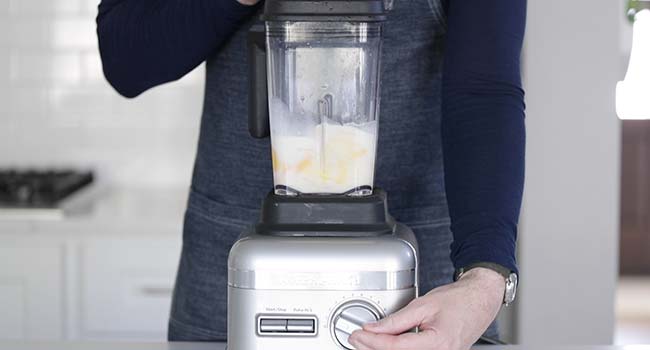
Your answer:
[81,51,104,82]
[10,51,82,84]
[7,87,51,117]
[0,50,9,82]
[84,1,100,15]
[0,19,9,46]
[0,0,9,14]
[1,0,205,188]
[9,0,81,15]
[5,19,52,48]
[52,18,97,49]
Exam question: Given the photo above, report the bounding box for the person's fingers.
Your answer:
[349,329,432,350]
[348,333,373,350]
[363,299,429,334]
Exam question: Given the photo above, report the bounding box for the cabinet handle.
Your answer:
[139,286,173,297]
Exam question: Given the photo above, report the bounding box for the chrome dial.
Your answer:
[331,300,382,349]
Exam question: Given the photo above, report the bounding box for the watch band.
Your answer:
[453,262,511,281]
[454,262,518,307]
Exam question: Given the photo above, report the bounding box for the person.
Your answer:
[96,0,526,348]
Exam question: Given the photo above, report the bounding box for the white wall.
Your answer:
[0,0,203,188]
[517,0,621,345]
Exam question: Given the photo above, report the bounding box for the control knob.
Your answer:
[331,300,383,349]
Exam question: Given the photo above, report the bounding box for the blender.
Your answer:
[227,0,418,349]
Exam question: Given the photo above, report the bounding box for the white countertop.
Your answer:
[0,186,189,237]
[1,342,648,350]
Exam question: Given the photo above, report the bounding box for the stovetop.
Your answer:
[0,170,94,208]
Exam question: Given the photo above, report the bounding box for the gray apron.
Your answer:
[169,0,493,340]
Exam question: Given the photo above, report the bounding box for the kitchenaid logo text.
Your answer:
[263,272,362,289]
[230,268,413,290]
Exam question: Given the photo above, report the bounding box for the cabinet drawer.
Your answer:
[80,238,181,339]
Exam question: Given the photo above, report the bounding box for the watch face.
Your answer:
[504,273,518,306]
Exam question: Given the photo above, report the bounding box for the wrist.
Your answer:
[459,266,505,282]
[458,268,506,305]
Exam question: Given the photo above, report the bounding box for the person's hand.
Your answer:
[348,268,505,350]
[237,0,260,6]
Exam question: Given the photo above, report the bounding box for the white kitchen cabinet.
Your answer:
[0,235,182,342]
[0,187,187,341]
[0,242,64,340]
[79,238,181,340]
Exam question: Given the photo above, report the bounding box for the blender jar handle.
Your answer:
[248,23,270,138]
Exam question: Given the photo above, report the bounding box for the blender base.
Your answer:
[227,189,419,350]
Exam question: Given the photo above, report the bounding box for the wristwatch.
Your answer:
[454,262,518,307]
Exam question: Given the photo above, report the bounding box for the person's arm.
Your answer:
[97,0,259,98]
[349,0,526,348]
[442,0,525,279]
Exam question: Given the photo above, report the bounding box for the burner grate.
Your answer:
[0,170,94,208]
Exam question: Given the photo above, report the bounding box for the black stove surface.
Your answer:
[0,170,94,208]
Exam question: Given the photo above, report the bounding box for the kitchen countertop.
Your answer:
[0,186,189,236]
[1,342,649,350]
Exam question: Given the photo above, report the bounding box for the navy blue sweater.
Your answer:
[96,0,526,275]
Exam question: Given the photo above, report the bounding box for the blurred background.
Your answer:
[0,0,648,345]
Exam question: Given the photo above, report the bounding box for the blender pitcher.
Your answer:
[249,12,384,196]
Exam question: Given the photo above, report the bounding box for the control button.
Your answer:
[259,319,287,333]
[331,301,382,349]
[287,319,315,333]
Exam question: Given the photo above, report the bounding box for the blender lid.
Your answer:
[263,0,387,22]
